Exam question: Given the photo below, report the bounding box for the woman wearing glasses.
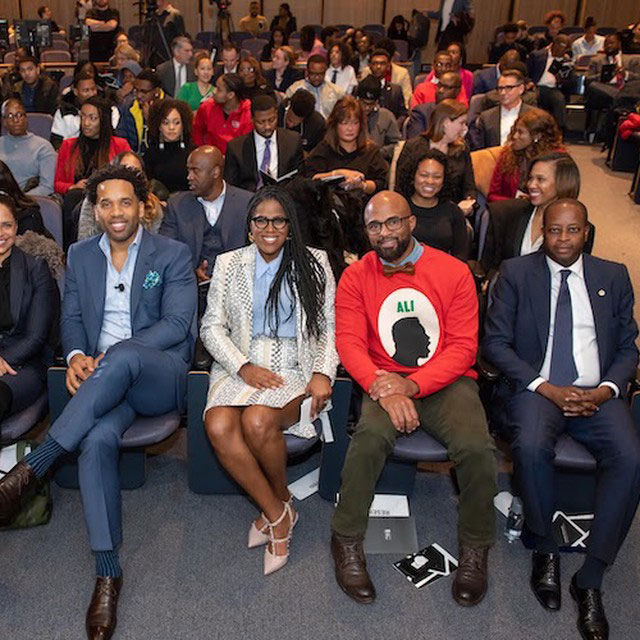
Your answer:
[201,186,338,576]
[238,55,275,102]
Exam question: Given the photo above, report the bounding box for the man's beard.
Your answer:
[373,233,411,262]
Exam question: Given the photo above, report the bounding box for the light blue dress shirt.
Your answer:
[380,236,424,267]
[252,248,297,338]
[97,225,143,354]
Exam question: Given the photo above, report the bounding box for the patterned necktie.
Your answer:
[331,69,338,84]
[549,269,578,386]
[257,138,271,189]
[382,262,415,277]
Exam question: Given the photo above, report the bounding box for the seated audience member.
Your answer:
[396,147,469,259]
[585,34,640,136]
[515,20,535,54]
[356,76,401,160]
[469,69,532,150]
[398,100,477,216]
[326,42,358,95]
[225,95,303,192]
[482,198,640,640]
[572,16,604,58]
[304,96,388,197]
[351,33,372,78]
[474,50,520,95]
[0,193,58,422]
[201,186,338,576]
[193,74,253,153]
[446,42,474,99]
[359,48,407,120]
[482,152,581,271]
[361,39,413,109]
[85,0,120,62]
[143,98,194,193]
[51,71,120,150]
[488,108,563,202]
[285,56,345,119]
[12,55,58,115]
[156,36,195,98]
[490,23,529,64]
[265,46,302,94]
[480,60,538,110]
[298,25,324,63]
[78,151,164,240]
[527,35,574,131]
[239,1,268,36]
[0,98,56,196]
[113,60,142,105]
[412,69,468,109]
[177,51,214,111]
[111,42,141,75]
[115,69,164,153]
[238,56,275,102]
[55,96,131,245]
[0,164,197,640]
[270,3,297,37]
[214,42,241,81]
[261,26,288,62]
[331,189,497,605]
[387,15,408,41]
[536,10,567,50]
[0,161,49,236]
[37,5,64,33]
[160,146,252,282]
[278,89,327,156]
[621,20,640,54]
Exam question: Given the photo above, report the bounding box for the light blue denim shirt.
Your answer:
[252,248,297,338]
[96,225,143,353]
[380,236,424,267]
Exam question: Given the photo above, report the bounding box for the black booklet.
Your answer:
[393,543,458,589]
[600,63,617,84]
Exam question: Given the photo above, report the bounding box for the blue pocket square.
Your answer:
[143,270,161,290]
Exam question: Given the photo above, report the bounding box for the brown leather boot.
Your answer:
[452,545,489,607]
[330,532,376,604]
[86,576,122,640]
[0,460,38,526]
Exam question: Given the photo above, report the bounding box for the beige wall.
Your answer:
[512,0,578,27]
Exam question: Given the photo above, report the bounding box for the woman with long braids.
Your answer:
[201,186,338,576]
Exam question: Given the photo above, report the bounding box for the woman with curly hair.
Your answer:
[143,98,194,193]
[325,41,357,94]
[488,108,564,202]
[396,147,469,260]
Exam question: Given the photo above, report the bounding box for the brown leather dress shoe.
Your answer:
[86,576,122,640]
[0,460,38,526]
[452,545,489,607]
[330,532,376,604]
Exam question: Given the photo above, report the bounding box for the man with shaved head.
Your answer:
[483,199,640,639]
[331,191,497,607]
[159,145,253,300]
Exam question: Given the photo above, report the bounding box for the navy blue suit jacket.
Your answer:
[0,247,58,371]
[527,49,550,85]
[61,229,197,387]
[482,251,639,397]
[473,66,498,95]
[159,186,252,273]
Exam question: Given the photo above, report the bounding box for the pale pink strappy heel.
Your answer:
[264,500,297,576]
[248,495,296,549]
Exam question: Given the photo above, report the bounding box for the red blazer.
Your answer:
[488,151,521,202]
[54,136,131,195]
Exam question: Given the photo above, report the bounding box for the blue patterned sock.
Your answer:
[23,437,65,479]
[576,555,606,590]
[95,550,122,578]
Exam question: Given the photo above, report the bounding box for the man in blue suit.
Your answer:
[473,50,520,95]
[483,199,640,640]
[0,164,197,640]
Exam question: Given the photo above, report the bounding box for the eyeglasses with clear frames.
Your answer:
[365,214,414,235]
[496,84,523,92]
[3,112,26,121]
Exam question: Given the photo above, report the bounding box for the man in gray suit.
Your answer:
[155,36,196,98]
[470,69,534,150]
[160,145,252,304]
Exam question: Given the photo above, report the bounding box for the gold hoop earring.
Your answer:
[248,232,255,243]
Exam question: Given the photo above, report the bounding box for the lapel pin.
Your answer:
[597,289,606,297]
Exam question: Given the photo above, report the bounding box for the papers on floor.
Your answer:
[288,467,320,500]
[394,543,458,588]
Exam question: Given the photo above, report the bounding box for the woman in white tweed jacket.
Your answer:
[201,186,339,576]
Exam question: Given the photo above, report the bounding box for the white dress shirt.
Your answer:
[538,51,559,88]
[520,207,544,256]
[325,64,358,94]
[572,34,604,58]
[173,58,186,94]
[528,256,619,396]
[441,0,455,31]
[198,181,227,228]
[254,130,278,178]
[499,101,521,145]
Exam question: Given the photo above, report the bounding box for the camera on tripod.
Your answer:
[209,0,232,19]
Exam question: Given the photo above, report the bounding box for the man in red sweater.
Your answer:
[331,191,497,606]
[193,73,253,153]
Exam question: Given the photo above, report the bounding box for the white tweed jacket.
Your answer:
[200,243,339,387]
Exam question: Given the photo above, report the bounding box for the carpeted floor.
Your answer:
[1,144,640,640]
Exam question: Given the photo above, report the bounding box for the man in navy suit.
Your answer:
[473,50,520,96]
[0,164,197,640]
[483,199,640,640]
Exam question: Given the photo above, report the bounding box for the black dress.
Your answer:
[143,141,193,194]
[409,199,469,260]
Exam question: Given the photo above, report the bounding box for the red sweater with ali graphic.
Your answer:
[336,245,478,398]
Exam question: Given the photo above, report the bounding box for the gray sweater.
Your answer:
[0,132,57,196]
